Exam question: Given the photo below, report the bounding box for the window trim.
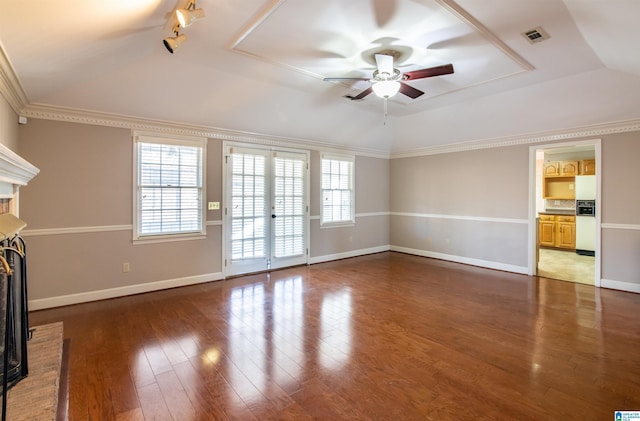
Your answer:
[132,132,207,243]
[320,152,355,227]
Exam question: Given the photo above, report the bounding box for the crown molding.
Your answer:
[390,118,640,159]
[0,44,28,115]
[21,104,390,159]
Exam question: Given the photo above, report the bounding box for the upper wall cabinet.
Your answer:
[544,160,579,177]
[581,159,596,175]
[559,160,579,176]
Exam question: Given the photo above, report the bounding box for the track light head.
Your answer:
[176,7,205,28]
[163,33,187,54]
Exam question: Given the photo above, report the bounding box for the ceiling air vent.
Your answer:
[522,26,550,44]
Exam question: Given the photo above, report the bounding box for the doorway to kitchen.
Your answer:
[528,139,601,286]
[223,143,309,277]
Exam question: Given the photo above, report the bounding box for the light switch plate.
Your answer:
[208,201,220,210]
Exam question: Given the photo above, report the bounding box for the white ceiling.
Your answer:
[1,0,639,155]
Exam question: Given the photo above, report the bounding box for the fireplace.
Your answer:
[0,213,29,420]
[0,143,40,420]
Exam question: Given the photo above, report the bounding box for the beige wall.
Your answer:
[0,93,18,151]
[390,145,530,271]
[15,115,640,306]
[309,152,390,260]
[390,132,640,289]
[18,120,225,307]
[600,132,640,288]
[18,119,389,307]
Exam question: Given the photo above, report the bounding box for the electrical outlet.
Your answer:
[122,262,130,273]
[208,201,220,210]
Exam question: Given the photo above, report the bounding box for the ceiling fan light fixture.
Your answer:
[176,7,205,28]
[372,80,401,98]
[163,33,187,54]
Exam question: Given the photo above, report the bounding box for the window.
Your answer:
[320,153,354,226]
[134,133,206,241]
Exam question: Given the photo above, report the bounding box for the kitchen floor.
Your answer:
[537,248,595,285]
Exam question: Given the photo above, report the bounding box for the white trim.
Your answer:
[21,221,222,237]
[390,245,529,274]
[21,224,133,237]
[309,245,390,264]
[12,95,640,160]
[527,138,602,287]
[28,272,224,310]
[132,233,207,245]
[390,212,527,224]
[601,223,640,231]
[391,118,640,158]
[0,143,40,186]
[311,212,389,220]
[20,104,390,158]
[600,278,640,294]
[356,211,389,218]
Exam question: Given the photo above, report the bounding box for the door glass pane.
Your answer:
[273,156,305,258]
[231,153,266,260]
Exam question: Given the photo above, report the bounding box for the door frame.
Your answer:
[222,141,310,278]
[527,138,602,286]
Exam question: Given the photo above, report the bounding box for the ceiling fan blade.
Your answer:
[345,87,373,101]
[403,63,454,81]
[399,82,424,99]
[375,53,394,76]
[324,77,371,81]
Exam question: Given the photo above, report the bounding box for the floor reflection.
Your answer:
[229,283,266,405]
[320,289,352,370]
[226,276,354,405]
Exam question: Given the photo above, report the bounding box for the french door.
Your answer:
[224,145,309,277]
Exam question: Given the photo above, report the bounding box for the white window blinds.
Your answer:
[320,154,354,225]
[135,135,205,239]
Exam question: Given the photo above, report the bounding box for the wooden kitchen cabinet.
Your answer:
[538,214,575,249]
[543,160,579,177]
[539,216,556,247]
[559,160,579,176]
[556,216,576,249]
[543,162,560,177]
[581,159,596,175]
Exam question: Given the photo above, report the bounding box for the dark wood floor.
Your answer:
[29,252,640,420]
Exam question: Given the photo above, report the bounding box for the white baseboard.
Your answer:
[390,245,529,274]
[28,272,224,310]
[309,245,390,264]
[600,278,640,294]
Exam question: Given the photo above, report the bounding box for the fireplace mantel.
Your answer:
[0,143,39,201]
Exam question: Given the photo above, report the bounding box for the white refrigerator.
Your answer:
[575,175,596,255]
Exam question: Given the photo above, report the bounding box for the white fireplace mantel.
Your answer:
[0,142,39,199]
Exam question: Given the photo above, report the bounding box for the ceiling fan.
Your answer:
[324,53,454,101]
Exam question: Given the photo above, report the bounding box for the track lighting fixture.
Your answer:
[176,1,205,28]
[162,0,205,54]
[163,25,187,54]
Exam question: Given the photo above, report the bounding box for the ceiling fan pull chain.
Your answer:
[383,98,388,125]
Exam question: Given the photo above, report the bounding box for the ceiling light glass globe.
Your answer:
[372,80,401,98]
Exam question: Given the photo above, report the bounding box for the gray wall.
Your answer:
[389,145,530,271]
[600,132,640,289]
[17,119,390,307]
[390,132,640,290]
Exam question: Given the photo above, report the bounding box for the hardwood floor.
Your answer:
[29,252,640,420]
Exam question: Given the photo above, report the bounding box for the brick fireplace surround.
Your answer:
[6,323,64,420]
